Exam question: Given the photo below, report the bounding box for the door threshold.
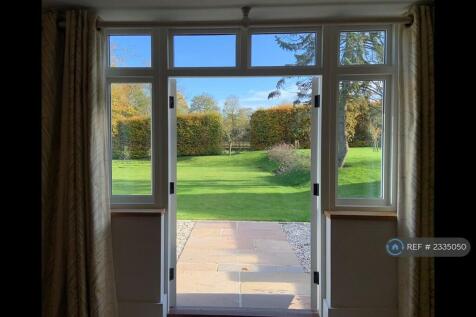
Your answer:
[169,306,318,317]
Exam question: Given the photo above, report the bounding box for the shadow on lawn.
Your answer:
[337,180,381,198]
[177,179,298,190]
[113,176,381,198]
[112,179,152,195]
[176,191,311,221]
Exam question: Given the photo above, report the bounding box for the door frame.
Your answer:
[166,75,324,313]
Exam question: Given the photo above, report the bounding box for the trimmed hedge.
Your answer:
[250,105,311,150]
[113,116,151,159]
[177,112,223,156]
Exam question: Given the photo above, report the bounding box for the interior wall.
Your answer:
[110,213,398,317]
[111,214,165,317]
[323,216,397,317]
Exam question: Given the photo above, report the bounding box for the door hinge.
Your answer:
[313,183,319,196]
[314,94,320,108]
[169,268,174,281]
[170,182,175,194]
[314,271,319,284]
[169,96,175,109]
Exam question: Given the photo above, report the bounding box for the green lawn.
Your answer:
[112,147,381,222]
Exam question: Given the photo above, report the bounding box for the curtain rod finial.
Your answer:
[241,6,251,28]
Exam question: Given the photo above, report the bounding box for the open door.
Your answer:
[310,76,323,312]
[167,78,177,310]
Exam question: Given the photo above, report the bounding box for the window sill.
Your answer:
[324,210,396,221]
[111,208,165,216]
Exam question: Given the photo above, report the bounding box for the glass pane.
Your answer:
[339,31,386,65]
[173,34,236,67]
[109,35,151,67]
[336,80,384,199]
[251,32,317,67]
[111,83,152,195]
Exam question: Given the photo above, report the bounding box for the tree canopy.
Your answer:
[222,96,252,154]
[190,93,219,113]
[176,91,189,115]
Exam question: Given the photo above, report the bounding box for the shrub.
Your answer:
[250,105,311,150]
[267,143,310,186]
[177,112,223,156]
[268,143,300,174]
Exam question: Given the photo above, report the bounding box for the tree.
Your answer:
[368,99,383,151]
[110,83,151,159]
[111,83,150,131]
[176,91,189,115]
[269,31,385,167]
[190,93,219,113]
[222,96,248,155]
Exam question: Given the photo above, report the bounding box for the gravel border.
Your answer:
[280,222,311,272]
[177,221,195,259]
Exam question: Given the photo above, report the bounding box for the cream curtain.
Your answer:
[42,9,118,317]
[397,4,435,317]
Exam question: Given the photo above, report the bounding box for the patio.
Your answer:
[176,221,311,309]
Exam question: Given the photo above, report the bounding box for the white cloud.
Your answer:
[240,84,300,109]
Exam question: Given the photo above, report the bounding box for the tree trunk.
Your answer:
[337,82,349,168]
[336,35,356,168]
[229,142,232,156]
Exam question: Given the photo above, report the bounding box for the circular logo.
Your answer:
[386,238,404,256]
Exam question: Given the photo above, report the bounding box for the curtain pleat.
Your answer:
[42,9,118,317]
[398,4,435,317]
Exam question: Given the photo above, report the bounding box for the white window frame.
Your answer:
[337,24,393,67]
[247,27,322,69]
[106,28,155,75]
[105,25,398,210]
[168,28,241,69]
[326,24,397,211]
[104,23,400,316]
[105,28,162,208]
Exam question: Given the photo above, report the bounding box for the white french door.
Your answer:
[167,78,177,310]
[311,76,323,312]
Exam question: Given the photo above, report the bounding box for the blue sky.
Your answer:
[110,33,315,109]
[176,77,310,110]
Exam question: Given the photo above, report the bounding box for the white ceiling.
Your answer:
[42,0,420,21]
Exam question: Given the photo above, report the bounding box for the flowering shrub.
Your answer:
[267,143,309,175]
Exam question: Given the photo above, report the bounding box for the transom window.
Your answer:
[109,35,152,67]
[172,33,238,67]
[250,31,318,67]
[339,30,386,65]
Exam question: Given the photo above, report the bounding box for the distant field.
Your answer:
[112,147,381,221]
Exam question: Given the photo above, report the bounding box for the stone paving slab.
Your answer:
[233,251,301,266]
[177,293,240,307]
[240,294,311,309]
[217,263,304,273]
[178,262,218,271]
[253,239,298,252]
[177,221,311,310]
[177,271,240,293]
[240,272,310,295]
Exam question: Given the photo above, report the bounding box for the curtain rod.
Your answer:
[57,15,413,29]
[94,15,413,28]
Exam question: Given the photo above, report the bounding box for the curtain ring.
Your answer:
[405,14,414,27]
